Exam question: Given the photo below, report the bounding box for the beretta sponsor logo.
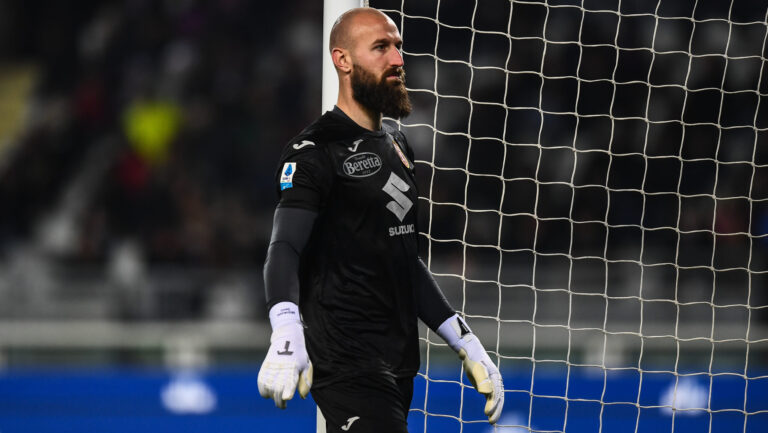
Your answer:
[342,152,382,177]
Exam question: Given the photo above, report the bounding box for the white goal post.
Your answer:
[320,5,365,433]
[323,1,767,432]
[322,0,370,113]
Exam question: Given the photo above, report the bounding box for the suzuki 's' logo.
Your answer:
[341,416,360,431]
[382,172,412,222]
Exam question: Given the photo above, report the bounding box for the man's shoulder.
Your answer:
[276,114,332,167]
[285,111,362,150]
[382,120,400,136]
[382,121,414,159]
[382,121,409,144]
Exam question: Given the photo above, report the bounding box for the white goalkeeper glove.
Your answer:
[257,302,313,409]
[436,314,504,424]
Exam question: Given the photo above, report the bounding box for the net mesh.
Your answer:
[369,0,768,431]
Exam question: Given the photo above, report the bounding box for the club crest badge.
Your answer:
[392,139,410,169]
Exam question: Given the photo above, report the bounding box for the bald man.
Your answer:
[257,8,504,432]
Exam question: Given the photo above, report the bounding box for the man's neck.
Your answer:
[336,95,382,131]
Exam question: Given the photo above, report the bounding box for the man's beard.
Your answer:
[351,64,412,119]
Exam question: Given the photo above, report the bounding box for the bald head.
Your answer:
[329,7,396,53]
[329,7,410,121]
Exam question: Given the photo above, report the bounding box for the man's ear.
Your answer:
[332,48,351,73]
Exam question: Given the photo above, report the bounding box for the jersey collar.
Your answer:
[330,106,387,138]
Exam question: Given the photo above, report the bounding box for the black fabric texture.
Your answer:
[263,207,318,310]
[273,108,422,387]
[415,258,455,331]
[312,375,413,433]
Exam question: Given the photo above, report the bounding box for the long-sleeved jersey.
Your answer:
[274,107,421,387]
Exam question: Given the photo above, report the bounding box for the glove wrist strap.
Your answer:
[436,313,474,353]
[268,301,302,331]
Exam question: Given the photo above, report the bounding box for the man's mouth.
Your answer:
[385,70,404,83]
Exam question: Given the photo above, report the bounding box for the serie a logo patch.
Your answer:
[280,162,296,190]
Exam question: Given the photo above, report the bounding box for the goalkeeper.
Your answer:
[257,7,504,433]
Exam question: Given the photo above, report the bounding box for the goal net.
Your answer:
[368,0,768,432]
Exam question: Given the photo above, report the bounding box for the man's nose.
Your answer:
[390,48,404,67]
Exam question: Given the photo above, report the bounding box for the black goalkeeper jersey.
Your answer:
[274,107,420,387]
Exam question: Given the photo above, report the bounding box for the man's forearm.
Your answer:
[263,207,318,310]
[415,258,455,330]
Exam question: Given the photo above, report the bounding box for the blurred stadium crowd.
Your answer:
[0,0,326,321]
[0,0,321,266]
[0,0,766,325]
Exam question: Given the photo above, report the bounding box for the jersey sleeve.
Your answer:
[275,144,334,211]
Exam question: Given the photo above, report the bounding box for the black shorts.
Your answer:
[312,375,414,433]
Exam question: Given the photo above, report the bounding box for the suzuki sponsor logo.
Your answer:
[382,172,413,222]
[389,223,415,237]
[343,152,382,177]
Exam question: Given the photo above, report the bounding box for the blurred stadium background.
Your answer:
[0,0,767,432]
